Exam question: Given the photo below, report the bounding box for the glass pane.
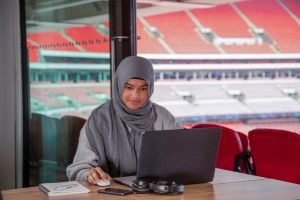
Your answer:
[136,1,300,133]
[25,0,110,186]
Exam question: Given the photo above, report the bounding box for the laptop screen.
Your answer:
[136,128,221,184]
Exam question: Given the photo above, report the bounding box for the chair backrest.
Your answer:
[192,123,243,171]
[29,113,86,183]
[249,128,300,184]
[56,115,86,167]
[29,113,59,184]
[237,131,249,152]
[29,113,59,162]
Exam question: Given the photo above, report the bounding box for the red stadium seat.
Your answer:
[145,11,218,53]
[249,128,300,184]
[237,131,249,152]
[236,0,300,53]
[65,25,109,52]
[283,0,300,19]
[192,123,252,173]
[236,131,254,174]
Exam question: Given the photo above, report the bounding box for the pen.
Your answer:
[55,183,78,191]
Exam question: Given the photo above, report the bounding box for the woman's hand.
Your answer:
[87,167,111,185]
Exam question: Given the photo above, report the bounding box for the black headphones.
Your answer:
[132,179,184,195]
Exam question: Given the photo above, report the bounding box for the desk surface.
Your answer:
[2,169,300,200]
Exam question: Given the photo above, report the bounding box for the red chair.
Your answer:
[236,131,254,174]
[249,128,300,184]
[237,131,249,152]
[192,123,247,172]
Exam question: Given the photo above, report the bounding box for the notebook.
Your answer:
[39,181,90,196]
[114,127,221,186]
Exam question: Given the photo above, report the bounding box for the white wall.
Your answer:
[0,0,23,190]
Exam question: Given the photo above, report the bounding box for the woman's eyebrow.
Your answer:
[124,83,148,87]
[125,83,134,86]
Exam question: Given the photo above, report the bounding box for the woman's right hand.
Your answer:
[87,167,111,185]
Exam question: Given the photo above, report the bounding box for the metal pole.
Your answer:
[110,36,129,99]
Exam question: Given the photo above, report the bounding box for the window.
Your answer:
[25,0,110,185]
[136,0,300,133]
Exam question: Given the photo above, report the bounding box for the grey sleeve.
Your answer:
[153,103,182,130]
[66,124,99,181]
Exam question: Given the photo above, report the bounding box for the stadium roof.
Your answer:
[26,0,244,28]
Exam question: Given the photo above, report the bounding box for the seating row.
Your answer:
[189,123,300,184]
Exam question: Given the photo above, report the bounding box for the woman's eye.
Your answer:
[141,87,148,91]
[125,85,132,90]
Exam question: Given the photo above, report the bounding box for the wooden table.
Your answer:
[2,169,300,200]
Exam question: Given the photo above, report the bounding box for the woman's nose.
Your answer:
[132,90,140,99]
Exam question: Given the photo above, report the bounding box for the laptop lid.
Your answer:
[136,128,221,184]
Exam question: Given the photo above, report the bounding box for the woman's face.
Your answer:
[122,78,148,110]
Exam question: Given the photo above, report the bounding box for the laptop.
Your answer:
[113,127,221,186]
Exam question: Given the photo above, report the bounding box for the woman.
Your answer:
[66,56,181,184]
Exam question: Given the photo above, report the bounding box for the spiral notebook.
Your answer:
[39,181,90,196]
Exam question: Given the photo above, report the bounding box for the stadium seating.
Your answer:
[27,42,39,62]
[245,98,300,113]
[31,84,110,110]
[47,86,100,106]
[27,31,80,51]
[65,25,109,52]
[220,44,273,54]
[30,79,300,126]
[173,84,231,100]
[192,5,251,38]
[137,18,168,54]
[161,102,202,117]
[249,128,300,184]
[226,83,284,98]
[191,4,273,53]
[25,0,300,62]
[145,11,218,53]
[152,85,182,102]
[236,0,300,53]
[282,0,300,19]
[26,0,300,128]
[195,99,253,116]
[31,88,65,108]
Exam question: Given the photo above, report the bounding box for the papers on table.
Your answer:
[39,181,90,196]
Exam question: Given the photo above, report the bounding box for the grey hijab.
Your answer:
[112,56,155,131]
[85,56,155,177]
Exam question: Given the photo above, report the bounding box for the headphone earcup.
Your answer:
[149,181,184,194]
[132,180,151,193]
[132,179,184,195]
